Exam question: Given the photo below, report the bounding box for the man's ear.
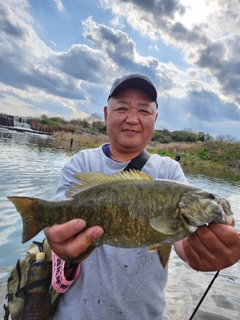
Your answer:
[103,106,108,124]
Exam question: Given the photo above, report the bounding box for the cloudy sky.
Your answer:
[1,0,240,140]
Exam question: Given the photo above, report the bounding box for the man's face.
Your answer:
[104,87,158,155]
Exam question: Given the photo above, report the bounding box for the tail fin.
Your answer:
[7,196,41,243]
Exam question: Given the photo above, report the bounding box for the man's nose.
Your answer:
[125,111,139,124]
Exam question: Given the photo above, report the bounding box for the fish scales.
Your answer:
[7,170,234,268]
[33,180,188,247]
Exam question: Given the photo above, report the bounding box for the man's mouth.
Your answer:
[122,129,139,134]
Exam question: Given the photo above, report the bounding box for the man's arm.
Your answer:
[174,222,240,271]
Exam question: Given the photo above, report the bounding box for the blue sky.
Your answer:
[0,0,240,140]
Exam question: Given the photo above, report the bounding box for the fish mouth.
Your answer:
[224,214,233,225]
[181,212,198,233]
[219,198,234,225]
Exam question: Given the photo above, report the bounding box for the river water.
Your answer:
[0,130,239,319]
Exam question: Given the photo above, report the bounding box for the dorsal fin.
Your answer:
[74,169,153,185]
[66,169,153,198]
[65,182,88,198]
[112,170,153,181]
[66,172,113,198]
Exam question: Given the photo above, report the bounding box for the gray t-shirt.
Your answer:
[52,145,188,320]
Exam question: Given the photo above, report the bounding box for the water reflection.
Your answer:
[0,131,74,269]
[183,163,240,182]
[0,130,239,319]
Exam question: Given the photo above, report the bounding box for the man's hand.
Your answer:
[44,219,104,263]
[175,223,240,271]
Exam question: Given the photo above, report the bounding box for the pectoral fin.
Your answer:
[150,216,181,235]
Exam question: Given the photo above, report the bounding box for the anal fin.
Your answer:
[157,243,172,268]
[148,243,172,269]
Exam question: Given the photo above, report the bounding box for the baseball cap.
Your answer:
[108,74,158,108]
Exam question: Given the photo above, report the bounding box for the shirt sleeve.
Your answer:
[172,162,188,184]
[51,152,85,200]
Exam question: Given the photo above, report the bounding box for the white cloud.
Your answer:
[50,40,57,47]
[149,45,159,51]
[98,0,240,108]
[180,0,213,26]
[54,0,65,12]
[0,0,240,139]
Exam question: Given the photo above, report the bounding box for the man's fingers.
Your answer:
[44,219,86,243]
[44,219,104,262]
[207,223,239,248]
[65,226,104,262]
[182,223,240,271]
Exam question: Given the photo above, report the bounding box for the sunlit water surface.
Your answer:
[0,130,239,319]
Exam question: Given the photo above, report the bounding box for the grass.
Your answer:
[52,131,109,148]
[52,132,240,178]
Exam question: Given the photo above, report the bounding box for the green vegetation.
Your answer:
[148,139,240,177]
[152,129,213,143]
[28,113,106,133]
[28,114,240,177]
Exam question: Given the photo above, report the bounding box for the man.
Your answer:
[45,74,240,320]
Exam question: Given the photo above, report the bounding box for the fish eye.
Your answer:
[208,193,215,199]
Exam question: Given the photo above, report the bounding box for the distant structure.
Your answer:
[14,116,31,129]
[0,114,30,128]
[30,122,73,134]
[1,113,86,135]
[0,113,42,134]
[0,114,14,127]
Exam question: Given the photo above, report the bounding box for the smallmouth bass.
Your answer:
[8,170,234,268]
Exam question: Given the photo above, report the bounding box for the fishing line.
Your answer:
[188,270,220,320]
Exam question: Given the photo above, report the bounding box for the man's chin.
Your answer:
[119,140,145,150]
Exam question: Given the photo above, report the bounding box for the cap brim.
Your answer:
[109,77,157,102]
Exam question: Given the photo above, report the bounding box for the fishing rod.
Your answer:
[189,232,240,319]
[188,270,220,320]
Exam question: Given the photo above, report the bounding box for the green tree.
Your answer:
[40,114,50,125]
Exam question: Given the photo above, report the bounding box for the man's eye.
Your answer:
[139,110,150,114]
[117,107,128,112]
